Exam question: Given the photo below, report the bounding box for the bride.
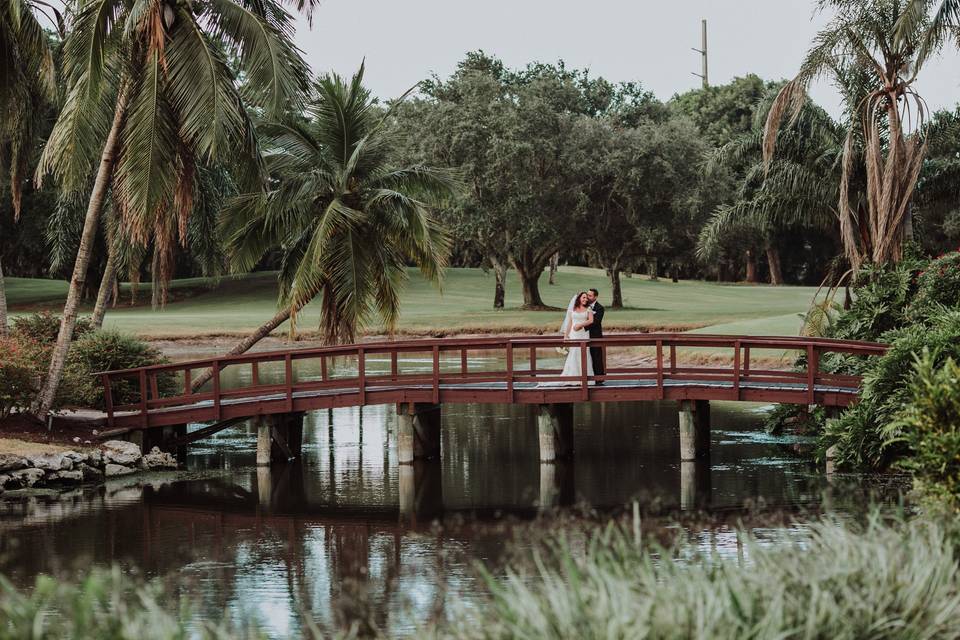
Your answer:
[539,292,595,386]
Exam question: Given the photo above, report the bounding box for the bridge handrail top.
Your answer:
[95,332,888,378]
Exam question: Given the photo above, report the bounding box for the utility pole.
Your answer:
[691,19,708,89]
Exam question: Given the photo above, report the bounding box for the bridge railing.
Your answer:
[96,333,888,428]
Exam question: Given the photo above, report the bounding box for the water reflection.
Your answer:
[0,400,902,637]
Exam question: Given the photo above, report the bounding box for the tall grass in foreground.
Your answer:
[3,516,960,639]
[440,514,960,640]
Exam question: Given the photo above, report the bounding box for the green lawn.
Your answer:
[6,267,817,338]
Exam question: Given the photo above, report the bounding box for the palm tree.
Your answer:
[764,0,951,269]
[32,0,314,416]
[191,65,455,388]
[699,93,848,283]
[0,0,58,336]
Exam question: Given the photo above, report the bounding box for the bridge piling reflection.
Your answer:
[398,461,443,521]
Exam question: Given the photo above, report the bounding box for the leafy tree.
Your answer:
[33,0,313,416]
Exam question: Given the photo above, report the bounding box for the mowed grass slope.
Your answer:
[6,267,817,338]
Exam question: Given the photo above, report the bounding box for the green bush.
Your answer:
[824,311,960,469]
[11,310,93,343]
[0,336,44,418]
[888,351,960,508]
[59,331,172,409]
[909,250,960,320]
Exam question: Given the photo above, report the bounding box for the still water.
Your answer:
[0,376,904,636]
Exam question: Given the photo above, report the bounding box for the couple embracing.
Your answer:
[549,288,605,385]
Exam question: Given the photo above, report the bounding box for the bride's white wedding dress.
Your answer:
[540,309,594,387]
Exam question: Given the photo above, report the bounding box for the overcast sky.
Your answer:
[294,0,960,117]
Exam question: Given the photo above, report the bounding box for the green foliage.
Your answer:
[60,331,171,409]
[888,351,960,508]
[0,335,42,418]
[443,514,960,639]
[910,251,960,319]
[1,313,167,411]
[11,309,93,343]
[0,567,249,639]
[825,308,960,469]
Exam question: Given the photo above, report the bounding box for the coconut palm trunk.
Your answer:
[0,258,8,337]
[190,305,294,391]
[35,87,128,417]
[91,249,116,329]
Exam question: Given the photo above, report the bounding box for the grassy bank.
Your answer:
[7,267,818,339]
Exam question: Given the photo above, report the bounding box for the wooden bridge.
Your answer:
[98,333,887,464]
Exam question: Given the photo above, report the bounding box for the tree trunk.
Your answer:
[745,249,758,283]
[0,257,7,337]
[490,256,507,310]
[610,266,623,309]
[766,244,783,286]
[35,85,129,417]
[191,305,293,391]
[91,249,117,329]
[647,258,658,281]
[670,263,679,283]
[548,252,559,285]
[517,266,546,308]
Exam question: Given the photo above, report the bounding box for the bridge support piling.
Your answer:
[678,399,710,461]
[539,461,575,510]
[256,412,305,466]
[680,460,712,510]
[399,461,443,520]
[538,403,574,462]
[397,403,442,464]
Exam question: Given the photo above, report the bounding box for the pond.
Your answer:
[0,376,906,637]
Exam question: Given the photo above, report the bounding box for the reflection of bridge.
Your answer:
[98,334,886,463]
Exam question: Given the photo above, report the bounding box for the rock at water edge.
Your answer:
[104,463,136,477]
[101,440,142,467]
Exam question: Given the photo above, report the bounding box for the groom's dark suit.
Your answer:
[589,302,605,380]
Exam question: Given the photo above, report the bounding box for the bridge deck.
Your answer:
[98,334,887,430]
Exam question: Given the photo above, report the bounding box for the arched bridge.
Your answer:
[97,333,887,464]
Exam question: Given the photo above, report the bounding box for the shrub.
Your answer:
[909,250,960,321]
[0,336,44,418]
[824,310,960,469]
[11,310,93,344]
[59,331,171,409]
[887,351,960,508]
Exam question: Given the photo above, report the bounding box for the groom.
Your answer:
[586,288,605,383]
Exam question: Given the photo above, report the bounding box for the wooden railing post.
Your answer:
[506,342,515,402]
[733,340,741,400]
[669,344,677,375]
[138,370,148,426]
[284,353,293,411]
[102,374,115,428]
[656,340,664,399]
[357,347,366,404]
[391,351,398,382]
[742,346,751,377]
[580,340,589,400]
[807,345,818,404]
[460,348,467,378]
[250,361,259,387]
[432,345,440,403]
[212,360,221,420]
[183,368,192,396]
[529,346,537,377]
